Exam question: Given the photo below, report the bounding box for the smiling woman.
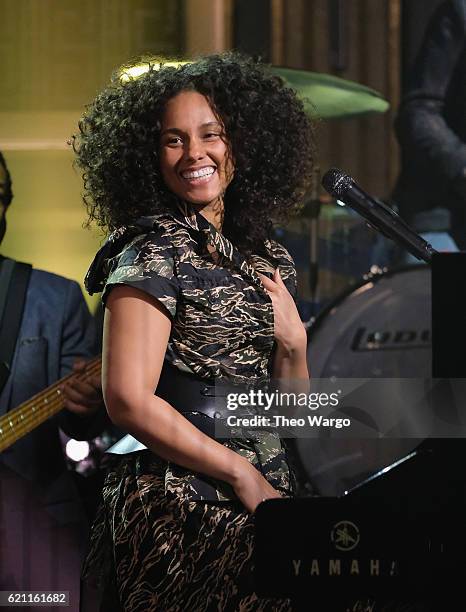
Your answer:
[74,53,314,612]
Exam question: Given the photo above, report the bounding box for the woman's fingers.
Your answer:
[258,268,287,290]
[257,272,276,292]
[258,268,287,291]
[273,267,286,287]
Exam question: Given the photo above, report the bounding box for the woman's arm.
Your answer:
[103,284,280,511]
[273,342,308,381]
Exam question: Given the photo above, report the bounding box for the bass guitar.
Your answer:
[0,356,101,452]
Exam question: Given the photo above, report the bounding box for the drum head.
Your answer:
[308,264,431,378]
[297,265,431,496]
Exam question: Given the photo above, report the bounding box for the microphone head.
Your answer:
[321,168,354,198]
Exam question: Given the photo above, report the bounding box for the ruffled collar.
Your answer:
[175,201,267,289]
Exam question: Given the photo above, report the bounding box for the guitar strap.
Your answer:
[0,258,32,394]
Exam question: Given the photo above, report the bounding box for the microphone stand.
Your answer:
[300,167,322,324]
[322,169,437,264]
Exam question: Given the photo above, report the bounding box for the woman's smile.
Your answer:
[180,165,217,184]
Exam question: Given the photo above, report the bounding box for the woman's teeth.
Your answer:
[182,167,215,179]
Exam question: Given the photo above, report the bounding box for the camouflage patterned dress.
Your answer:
[82,202,298,611]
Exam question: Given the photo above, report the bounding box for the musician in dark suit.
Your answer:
[0,151,104,611]
[393,0,466,252]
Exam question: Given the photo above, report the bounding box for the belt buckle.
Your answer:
[200,385,216,397]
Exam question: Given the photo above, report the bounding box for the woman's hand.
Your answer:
[257,268,306,356]
[230,456,282,513]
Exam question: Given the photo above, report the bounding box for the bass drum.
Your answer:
[296,264,431,496]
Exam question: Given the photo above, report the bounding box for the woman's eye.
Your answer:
[166,136,182,146]
[204,132,220,140]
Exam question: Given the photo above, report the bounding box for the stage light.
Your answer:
[119,60,188,82]
[65,439,90,462]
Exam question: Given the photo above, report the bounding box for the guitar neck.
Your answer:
[0,356,102,452]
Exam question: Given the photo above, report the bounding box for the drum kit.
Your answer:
[274,67,422,359]
[272,65,398,318]
[273,67,435,497]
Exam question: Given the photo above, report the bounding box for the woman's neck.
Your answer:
[195,197,224,232]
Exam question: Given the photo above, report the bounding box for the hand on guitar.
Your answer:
[61,358,103,416]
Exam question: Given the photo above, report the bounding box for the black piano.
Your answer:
[254,254,466,610]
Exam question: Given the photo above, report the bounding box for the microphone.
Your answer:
[321,168,436,263]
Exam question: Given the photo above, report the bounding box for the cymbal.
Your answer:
[120,60,389,120]
[270,67,389,119]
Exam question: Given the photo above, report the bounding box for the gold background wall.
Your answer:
[0,0,183,309]
[272,0,400,197]
[270,0,401,304]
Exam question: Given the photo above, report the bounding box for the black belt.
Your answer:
[155,361,223,438]
[107,363,220,452]
[107,361,263,453]
[157,361,220,418]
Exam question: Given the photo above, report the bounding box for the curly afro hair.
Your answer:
[74,52,315,254]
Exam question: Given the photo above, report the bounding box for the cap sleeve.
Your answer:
[266,239,298,300]
[103,231,179,318]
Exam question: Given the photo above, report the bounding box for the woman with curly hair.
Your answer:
[76,52,314,611]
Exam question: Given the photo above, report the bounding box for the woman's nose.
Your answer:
[185,137,205,161]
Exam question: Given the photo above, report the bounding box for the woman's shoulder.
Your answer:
[264,238,295,267]
[118,221,176,263]
[85,215,177,296]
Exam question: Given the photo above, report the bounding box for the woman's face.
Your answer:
[159,90,234,206]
